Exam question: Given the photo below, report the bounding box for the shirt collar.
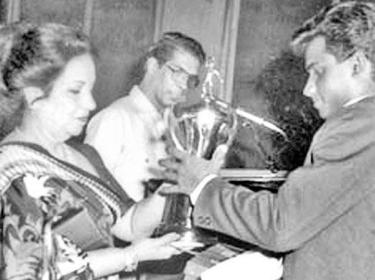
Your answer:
[129,85,161,117]
[128,85,167,135]
[343,95,372,108]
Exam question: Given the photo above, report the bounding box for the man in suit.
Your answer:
[160,1,375,279]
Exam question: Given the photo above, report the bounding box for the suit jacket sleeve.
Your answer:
[193,100,375,252]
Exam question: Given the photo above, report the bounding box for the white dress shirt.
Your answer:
[85,86,167,201]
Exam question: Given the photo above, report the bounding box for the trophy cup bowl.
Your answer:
[168,98,238,159]
[154,97,238,247]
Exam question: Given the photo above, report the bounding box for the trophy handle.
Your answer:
[225,106,238,148]
[166,106,186,152]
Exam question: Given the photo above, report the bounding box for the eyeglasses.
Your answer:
[165,63,200,89]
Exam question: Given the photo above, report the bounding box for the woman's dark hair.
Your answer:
[0,22,95,137]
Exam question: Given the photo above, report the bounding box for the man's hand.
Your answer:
[159,145,227,195]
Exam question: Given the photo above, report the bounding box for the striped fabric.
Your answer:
[0,143,124,223]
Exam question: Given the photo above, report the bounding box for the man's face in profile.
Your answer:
[302,36,355,119]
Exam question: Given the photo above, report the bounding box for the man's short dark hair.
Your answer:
[291,0,375,67]
[147,32,206,66]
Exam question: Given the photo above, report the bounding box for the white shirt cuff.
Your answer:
[190,174,218,205]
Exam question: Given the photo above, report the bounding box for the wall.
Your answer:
[90,0,156,110]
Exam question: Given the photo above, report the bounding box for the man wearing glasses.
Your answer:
[85,32,205,201]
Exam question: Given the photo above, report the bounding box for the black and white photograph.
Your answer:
[0,1,374,280]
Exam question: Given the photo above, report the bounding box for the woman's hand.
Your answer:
[132,232,182,261]
[87,233,181,277]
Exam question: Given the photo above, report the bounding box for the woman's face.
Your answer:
[35,53,96,140]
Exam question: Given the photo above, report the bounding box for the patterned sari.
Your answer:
[0,142,134,280]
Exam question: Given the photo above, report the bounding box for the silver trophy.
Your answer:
[155,57,238,245]
[168,59,238,159]
[155,57,286,246]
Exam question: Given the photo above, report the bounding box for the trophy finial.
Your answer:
[202,56,224,99]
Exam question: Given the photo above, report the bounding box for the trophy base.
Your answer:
[154,223,217,248]
[178,227,217,248]
[155,193,217,246]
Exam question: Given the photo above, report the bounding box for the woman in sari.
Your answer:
[0,22,180,280]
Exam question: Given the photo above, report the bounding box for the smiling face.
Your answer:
[149,49,201,110]
[303,36,356,119]
[34,53,96,140]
